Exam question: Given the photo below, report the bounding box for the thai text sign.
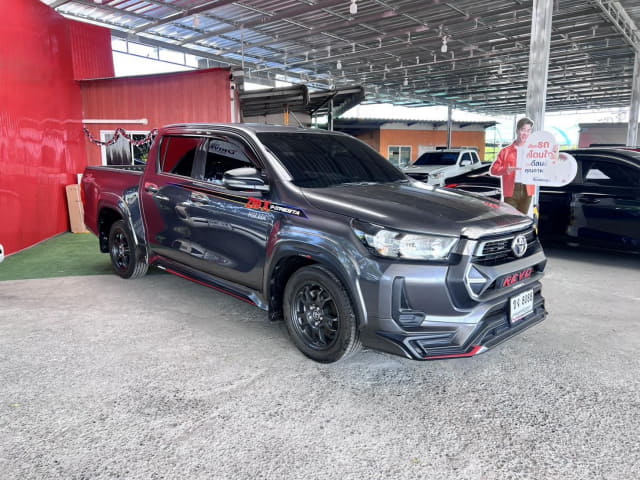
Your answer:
[516,131,577,187]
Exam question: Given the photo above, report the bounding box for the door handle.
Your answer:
[190,192,208,204]
[175,203,189,219]
[144,182,158,193]
[579,197,600,204]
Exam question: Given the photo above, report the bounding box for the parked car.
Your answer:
[403,149,483,186]
[444,148,640,253]
[82,123,547,363]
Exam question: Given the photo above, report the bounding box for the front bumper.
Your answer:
[356,229,547,360]
[371,284,546,360]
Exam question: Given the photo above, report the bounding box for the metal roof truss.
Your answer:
[42,0,640,115]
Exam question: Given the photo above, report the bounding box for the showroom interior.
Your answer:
[1,1,640,479]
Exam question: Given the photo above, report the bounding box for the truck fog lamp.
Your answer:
[466,266,488,294]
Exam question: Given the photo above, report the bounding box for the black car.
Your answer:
[438,148,640,253]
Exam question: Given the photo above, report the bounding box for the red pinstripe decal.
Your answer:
[163,268,257,306]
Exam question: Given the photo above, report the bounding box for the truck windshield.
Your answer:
[413,151,459,166]
[257,132,406,188]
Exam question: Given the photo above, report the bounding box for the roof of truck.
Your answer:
[161,123,348,136]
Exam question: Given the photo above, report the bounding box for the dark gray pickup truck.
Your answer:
[82,123,547,363]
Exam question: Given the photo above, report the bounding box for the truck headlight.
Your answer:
[352,220,458,261]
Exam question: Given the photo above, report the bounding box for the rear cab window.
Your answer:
[158,135,206,178]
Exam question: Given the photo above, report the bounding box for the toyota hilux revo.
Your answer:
[82,123,547,363]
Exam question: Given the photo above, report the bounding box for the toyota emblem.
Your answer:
[511,234,528,258]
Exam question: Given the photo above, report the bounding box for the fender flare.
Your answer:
[264,240,368,328]
[97,192,149,262]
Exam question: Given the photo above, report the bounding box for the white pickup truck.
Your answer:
[403,149,483,186]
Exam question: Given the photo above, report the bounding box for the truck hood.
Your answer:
[301,181,531,239]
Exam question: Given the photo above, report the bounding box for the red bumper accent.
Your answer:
[423,345,484,360]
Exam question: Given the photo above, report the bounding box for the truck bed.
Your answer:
[82,165,145,235]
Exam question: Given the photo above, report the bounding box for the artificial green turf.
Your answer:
[0,233,113,281]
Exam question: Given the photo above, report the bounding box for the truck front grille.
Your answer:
[473,228,540,266]
[407,173,429,182]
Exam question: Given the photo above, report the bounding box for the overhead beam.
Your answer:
[179,0,348,45]
[593,0,640,52]
[132,0,237,34]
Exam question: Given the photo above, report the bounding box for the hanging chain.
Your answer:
[82,127,158,147]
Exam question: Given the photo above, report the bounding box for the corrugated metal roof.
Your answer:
[41,0,640,115]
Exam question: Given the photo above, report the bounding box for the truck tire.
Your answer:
[283,265,361,363]
[108,220,148,279]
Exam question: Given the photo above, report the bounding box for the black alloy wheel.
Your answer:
[284,265,361,363]
[293,283,339,349]
[108,220,148,279]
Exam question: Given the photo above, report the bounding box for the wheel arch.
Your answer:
[97,206,123,253]
[265,243,367,329]
[97,193,148,263]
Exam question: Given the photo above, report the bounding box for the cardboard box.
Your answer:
[65,184,88,233]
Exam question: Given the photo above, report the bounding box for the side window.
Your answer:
[159,136,204,177]
[582,158,640,187]
[460,152,472,165]
[472,152,480,164]
[203,137,255,185]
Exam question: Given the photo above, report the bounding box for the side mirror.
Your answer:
[222,167,270,192]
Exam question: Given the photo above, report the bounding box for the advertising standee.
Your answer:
[491,117,578,220]
[517,131,578,187]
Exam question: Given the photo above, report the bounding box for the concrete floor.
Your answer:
[1,245,639,479]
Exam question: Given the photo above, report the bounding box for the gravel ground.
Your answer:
[1,246,639,480]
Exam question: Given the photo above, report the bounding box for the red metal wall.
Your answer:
[0,1,112,255]
[68,19,115,80]
[80,68,233,166]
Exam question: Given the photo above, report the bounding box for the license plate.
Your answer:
[510,289,534,323]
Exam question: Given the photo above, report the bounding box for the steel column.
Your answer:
[328,99,334,131]
[627,53,640,147]
[525,0,553,131]
[447,104,453,148]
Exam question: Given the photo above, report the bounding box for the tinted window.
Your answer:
[413,151,458,166]
[461,153,472,164]
[581,158,640,187]
[203,137,254,184]
[159,136,204,177]
[257,132,405,188]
